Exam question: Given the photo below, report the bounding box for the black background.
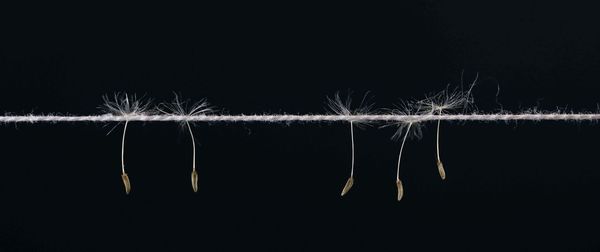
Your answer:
[2,2,600,251]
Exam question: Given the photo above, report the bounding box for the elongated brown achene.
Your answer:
[436,159,446,180]
[396,179,404,201]
[191,170,198,193]
[121,173,131,195]
[341,177,354,196]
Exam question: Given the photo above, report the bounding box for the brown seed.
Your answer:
[341,177,354,196]
[396,179,404,201]
[121,173,131,195]
[437,159,446,180]
[191,170,198,193]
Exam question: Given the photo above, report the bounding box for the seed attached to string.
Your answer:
[157,95,212,193]
[102,93,151,194]
[417,79,478,181]
[326,92,373,197]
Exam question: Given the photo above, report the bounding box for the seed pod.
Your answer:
[121,173,131,195]
[436,159,446,180]
[341,177,354,196]
[396,179,404,201]
[191,170,198,192]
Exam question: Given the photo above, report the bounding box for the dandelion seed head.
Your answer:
[157,94,213,116]
[101,93,152,116]
[156,94,214,127]
[326,91,375,127]
[382,100,424,140]
[416,86,474,115]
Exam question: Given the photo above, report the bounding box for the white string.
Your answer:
[1,113,600,123]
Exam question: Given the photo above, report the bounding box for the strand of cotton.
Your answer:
[0,113,600,123]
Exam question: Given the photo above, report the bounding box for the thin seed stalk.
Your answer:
[121,121,131,194]
[186,121,199,192]
[341,122,355,196]
[435,114,447,180]
[395,122,412,201]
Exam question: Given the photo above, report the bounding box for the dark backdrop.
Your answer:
[1,2,600,251]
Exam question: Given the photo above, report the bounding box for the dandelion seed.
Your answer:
[417,78,476,180]
[101,93,151,194]
[157,94,213,192]
[326,92,374,197]
[382,100,424,201]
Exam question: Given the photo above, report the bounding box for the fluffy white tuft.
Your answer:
[417,87,472,114]
[326,91,374,115]
[156,94,214,125]
[383,100,425,141]
[326,91,375,127]
[101,93,152,116]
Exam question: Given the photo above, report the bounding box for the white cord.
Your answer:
[1,113,600,123]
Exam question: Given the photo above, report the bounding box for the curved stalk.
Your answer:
[186,121,199,192]
[395,122,412,201]
[435,111,446,180]
[341,122,355,196]
[121,121,131,194]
